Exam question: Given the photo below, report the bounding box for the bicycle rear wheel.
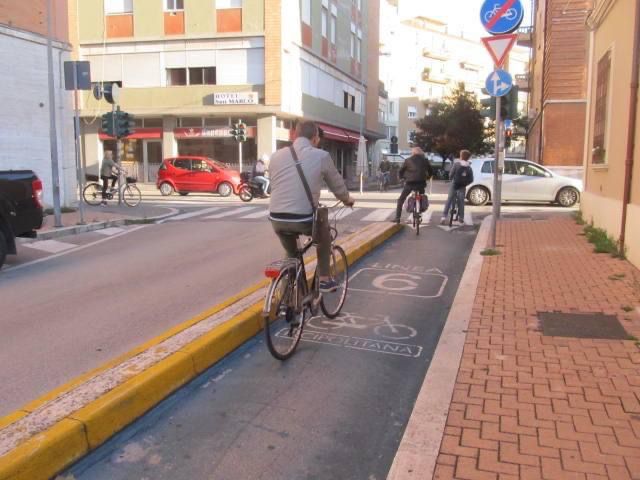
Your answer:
[83,183,103,206]
[320,245,349,318]
[123,184,142,207]
[264,267,304,360]
[449,203,456,227]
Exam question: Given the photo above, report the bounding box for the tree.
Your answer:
[414,83,493,159]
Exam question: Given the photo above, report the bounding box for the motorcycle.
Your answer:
[238,172,270,202]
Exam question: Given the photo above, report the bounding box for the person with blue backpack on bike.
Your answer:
[441,149,473,225]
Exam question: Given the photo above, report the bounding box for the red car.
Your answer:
[157,156,242,197]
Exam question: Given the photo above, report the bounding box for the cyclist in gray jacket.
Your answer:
[269,120,355,292]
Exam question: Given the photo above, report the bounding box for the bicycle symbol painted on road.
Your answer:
[307,312,417,340]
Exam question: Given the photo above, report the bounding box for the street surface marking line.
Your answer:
[295,330,423,358]
[423,211,432,224]
[240,209,270,219]
[464,210,473,225]
[360,208,394,222]
[387,216,491,480]
[21,239,78,254]
[3,226,147,273]
[204,207,258,219]
[93,227,125,236]
[166,206,221,221]
[0,222,402,480]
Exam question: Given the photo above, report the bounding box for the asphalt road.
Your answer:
[63,223,479,480]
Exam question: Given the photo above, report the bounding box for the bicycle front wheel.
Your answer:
[83,183,103,206]
[264,267,303,360]
[123,184,141,207]
[320,245,349,318]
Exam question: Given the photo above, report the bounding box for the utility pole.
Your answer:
[72,62,85,224]
[46,0,63,227]
[490,97,502,249]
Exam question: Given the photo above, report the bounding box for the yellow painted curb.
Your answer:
[0,419,87,480]
[0,223,402,480]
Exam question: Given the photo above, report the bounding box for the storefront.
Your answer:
[100,128,163,183]
[175,126,257,173]
[316,123,360,181]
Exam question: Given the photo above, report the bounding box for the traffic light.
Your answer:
[101,111,115,137]
[505,126,513,148]
[230,120,247,142]
[409,130,416,145]
[115,108,135,138]
[502,86,519,120]
[390,135,398,154]
[480,97,496,119]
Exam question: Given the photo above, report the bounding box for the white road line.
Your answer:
[4,226,147,273]
[464,211,473,225]
[204,207,258,219]
[360,209,394,222]
[22,239,77,254]
[94,227,125,236]
[240,209,270,219]
[333,208,357,220]
[423,211,433,224]
[166,206,222,221]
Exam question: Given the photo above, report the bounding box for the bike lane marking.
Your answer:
[165,206,222,221]
[348,266,448,299]
[203,206,258,219]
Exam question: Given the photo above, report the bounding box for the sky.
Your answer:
[397,0,534,39]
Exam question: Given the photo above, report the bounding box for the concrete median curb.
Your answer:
[0,222,401,480]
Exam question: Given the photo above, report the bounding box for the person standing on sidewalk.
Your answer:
[100,151,120,206]
[441,149,473,225]
[269,120,355,292]
[393,147,433,224]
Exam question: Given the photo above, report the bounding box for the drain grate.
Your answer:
[538,312,629,339]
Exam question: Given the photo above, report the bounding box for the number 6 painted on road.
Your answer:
[372,273,420,292]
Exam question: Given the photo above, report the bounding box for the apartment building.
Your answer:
[379,0,529,153]
[0,0,76,205]
[525,0,591,175]
[581,0,640,268]
[71,0,384,184]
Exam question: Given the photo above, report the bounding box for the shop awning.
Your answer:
[317,123,360,144]
[99,128,162,140]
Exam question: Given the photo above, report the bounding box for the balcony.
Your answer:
[421,68,449,85]
[515,73,530,92]
[422,47,449,61]
[517,26,534,48]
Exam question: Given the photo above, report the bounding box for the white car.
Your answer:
[465,158,583,207]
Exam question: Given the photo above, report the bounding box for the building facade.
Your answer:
[379,0,529,154]
[581,0,640,268]
[1,0,76,206]
[525,0,591,175]
[71,0,384,184]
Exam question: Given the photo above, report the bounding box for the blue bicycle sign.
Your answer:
[480,0,524,35]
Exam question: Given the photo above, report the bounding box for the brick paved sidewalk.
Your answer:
[434,217,640,480]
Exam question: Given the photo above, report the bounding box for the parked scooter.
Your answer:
[238,172,270,202]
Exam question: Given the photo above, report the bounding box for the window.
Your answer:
[321,7,328,38]
[180,117,202,127]
[504,161,518,175]
[516,161,547,177]
[350,34,355,58]
[217,0,241,7]
[389,101,394,114]
[592,50,611,164]
[350,95,355,112]
[407,106,417,119]
[173,159,191,170]
[356,38,361,62]
[330,13,337,44]
[165,0,183,11]
[105,0,132,14]
[188,67,216,85]
[343,91,355,111]
[481,161,494,174]
[301,0,311,25]
[167,68,187,86]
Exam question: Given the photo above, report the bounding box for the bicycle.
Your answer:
[449,192,459,228]
[377,172,390,192]
[262,202,349,360]
[83,168,142,207]
[409,189,425,236]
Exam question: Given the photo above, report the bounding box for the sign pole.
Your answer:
[112,105,122,206]
[491,96,502,249]
[72,62,85,224]
[239,141,243,174]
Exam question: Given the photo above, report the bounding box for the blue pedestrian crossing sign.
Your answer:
[485,69,513,97]
[480,0,524,35]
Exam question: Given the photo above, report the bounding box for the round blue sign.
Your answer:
[485,69,513,97]
[480,0,524,35]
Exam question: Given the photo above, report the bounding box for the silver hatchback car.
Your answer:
[465,158,583,207]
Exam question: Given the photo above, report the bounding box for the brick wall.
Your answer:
[542,102,586,166]
[0,0,69,42]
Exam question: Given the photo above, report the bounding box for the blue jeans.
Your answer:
[443,184,465,219]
